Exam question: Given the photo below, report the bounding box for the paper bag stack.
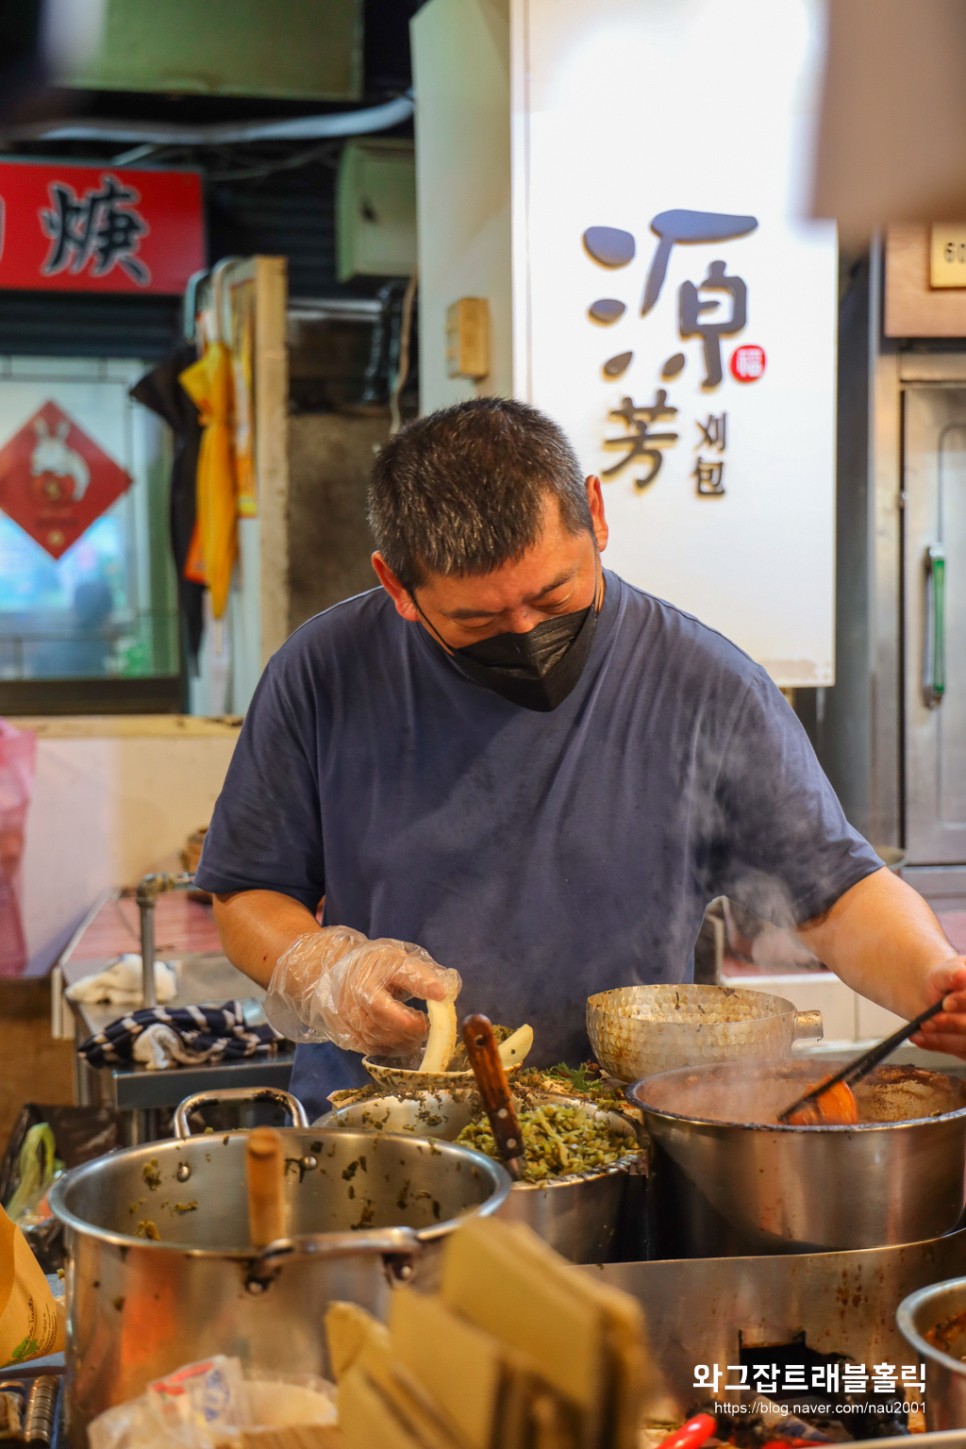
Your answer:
[327,1215,646,1449]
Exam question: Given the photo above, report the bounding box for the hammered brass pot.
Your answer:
[587,982,823,1083]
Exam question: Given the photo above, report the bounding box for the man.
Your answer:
[195,397,966,1121]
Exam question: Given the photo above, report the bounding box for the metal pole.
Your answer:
[136,870,195,1007]
[140,897,157,1007]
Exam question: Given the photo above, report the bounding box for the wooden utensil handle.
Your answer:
[246,1126,287,1247]
[462,1013,524,1178]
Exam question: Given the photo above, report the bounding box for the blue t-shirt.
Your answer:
[195,571,881,1120]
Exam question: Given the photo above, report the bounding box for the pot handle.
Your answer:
[792,1009,824,1042]
[246,1225,422,1292]
[174,1087,309,1138]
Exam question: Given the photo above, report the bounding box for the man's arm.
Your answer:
[213,889,321,988]
[794,866,966,1055]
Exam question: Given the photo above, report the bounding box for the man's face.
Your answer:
[373,477,608,648]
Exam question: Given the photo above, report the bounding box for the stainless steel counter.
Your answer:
[66,950,294,1142]
[582,1230,966,1441]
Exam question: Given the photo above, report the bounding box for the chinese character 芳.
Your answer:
[41,174,150,284]
[603,391,679,490]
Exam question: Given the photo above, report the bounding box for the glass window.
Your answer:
[0,355,181,711]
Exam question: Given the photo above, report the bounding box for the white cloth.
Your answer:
[131,1022,203,1069]
[65,954,178,1005]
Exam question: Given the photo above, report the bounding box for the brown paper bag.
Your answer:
[0,1203,64,1365]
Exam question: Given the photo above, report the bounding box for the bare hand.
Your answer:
[909,957,966,1057]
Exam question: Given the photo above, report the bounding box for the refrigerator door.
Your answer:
[904,386,966,862]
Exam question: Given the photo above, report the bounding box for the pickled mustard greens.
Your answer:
[455,1100,639,1182]
[537,1061,629,1113]
[447,1023,514,1071]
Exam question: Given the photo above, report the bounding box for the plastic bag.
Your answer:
[0,719,35,978]
[0,1103,122,1273]
[0,1203,65,1366]
[3,1124,60,1224]
[87,1356,338,1449]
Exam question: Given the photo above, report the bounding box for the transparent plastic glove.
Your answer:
[264,926,461,1057]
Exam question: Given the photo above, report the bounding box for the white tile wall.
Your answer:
[717,965,879,1044]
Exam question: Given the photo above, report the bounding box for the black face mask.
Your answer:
[413,565,601,712]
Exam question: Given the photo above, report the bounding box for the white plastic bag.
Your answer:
[87,1357,339,1449]
[88,1357,249,1449]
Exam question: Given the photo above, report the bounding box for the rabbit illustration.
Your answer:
[30,417,90,502]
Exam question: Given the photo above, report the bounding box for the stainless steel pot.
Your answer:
[897,1277,966,1431]
[315,1091,647,1263]
[629,1057,966,1257]
[49,1114,510,1446]
[587,982,823,1083]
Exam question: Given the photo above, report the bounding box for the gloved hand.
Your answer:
[264,925,461,1057]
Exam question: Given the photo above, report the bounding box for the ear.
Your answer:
[56,420,70,440]
[371,552,420,622]
[35,419,48,437]
[586,476,609,553]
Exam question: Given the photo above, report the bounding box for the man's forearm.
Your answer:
[794,866,956,1020]
[213,889,321,988]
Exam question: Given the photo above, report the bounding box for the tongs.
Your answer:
[776,997,946,1124]
[461,1012,525,1181]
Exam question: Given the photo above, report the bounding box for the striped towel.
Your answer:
[78,1000,283,1070]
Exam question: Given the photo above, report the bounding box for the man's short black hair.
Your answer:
[367,396,594,589]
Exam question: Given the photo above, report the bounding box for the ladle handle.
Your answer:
[462,1013,524,1181]
[246,1127,286,1247]
[837,996,946,1086]
[778,996,947,1122]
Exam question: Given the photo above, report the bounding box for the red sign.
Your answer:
[0,161,205,295]
[0,400,132,558]
[730,344,767,383]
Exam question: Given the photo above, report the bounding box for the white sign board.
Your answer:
[511,0,837,685]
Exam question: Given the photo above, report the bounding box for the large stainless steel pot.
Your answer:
[316,1091,647,1263]
[897,1277,966,1431]
[587,983,823,1083]
[49,1119,510,1446]
[629,1057,966,1257]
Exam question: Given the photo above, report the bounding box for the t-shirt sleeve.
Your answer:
[193,658,325,912]
[704,667,883,926]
